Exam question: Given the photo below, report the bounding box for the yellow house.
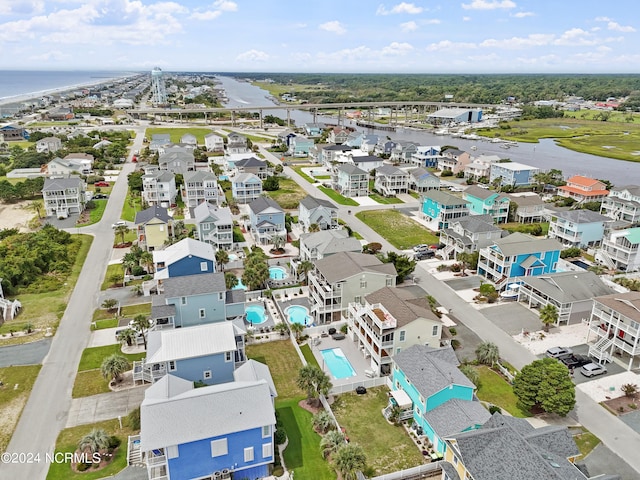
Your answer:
[134,205,173,251]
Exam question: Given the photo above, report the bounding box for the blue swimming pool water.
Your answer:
[570,260,590,269]
[219,175,229,180]
[245,304,267,325]
[232,277,247,290]
[321,348,356,379]
[269,266,288,280]
[286,305,313,326]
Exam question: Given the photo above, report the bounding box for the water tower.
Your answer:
[150,67,167,105]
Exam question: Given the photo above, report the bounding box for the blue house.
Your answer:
[463,185,511,224]
[138,374,276,480]
[420,190,470,230]
[133,321,245,385]
[153,238,216,279]
[304,123,325,137]
[489,162,539,187]
[249,197,286,245]
[411,146,441,168]
[386,345,490,454]
[289,136,315,157]
[478,232,563,290]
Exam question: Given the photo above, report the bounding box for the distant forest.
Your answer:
[238,73,640,105]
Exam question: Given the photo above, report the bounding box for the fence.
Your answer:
[495,361,515,383]
[369,462,443,480]
[329,377,390,396]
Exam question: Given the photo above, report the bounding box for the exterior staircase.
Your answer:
[595,250,616,270]
[440,244,455,260]
[127,435,143,466]
[589,336,613,364]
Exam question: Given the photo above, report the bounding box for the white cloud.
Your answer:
[213,0,237,12]
[236,49,269,62]
[376,2,423,15]
[595,16,611,22]
[462,0,516,10]
[607,21,635,33]
[553,28,598,46]
[190,0,237,20]
[400,20,418,31]
[480,33,554,48]
[381,41,413,56]
[190,10,222,20]
[319,20,346,35]
[463,16,471,21]
[28,49,70,61]
[426,40,478,51]
[512,11,534,18]
[317,46,374,62]
[424,18,441,24]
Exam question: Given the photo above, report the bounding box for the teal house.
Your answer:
[420,190,470,230]
[463,185,511,224]
[385,345,490,454]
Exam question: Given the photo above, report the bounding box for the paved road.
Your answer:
[0,338,53,368]
[0,129,143,479]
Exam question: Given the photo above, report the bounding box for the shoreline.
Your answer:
[0,73,141,109]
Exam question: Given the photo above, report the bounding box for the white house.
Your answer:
[298,195,338,231]
[142,169,177,208]
[204,133,225,152]
[181,171,220,208]
[36,136,62,154]
[42,176,86,218]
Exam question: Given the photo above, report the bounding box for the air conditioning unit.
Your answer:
[212,471,222,480]
[221,468,231,479]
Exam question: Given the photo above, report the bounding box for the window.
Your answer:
[399,330,406,342]
[168,361,176,371]
[386,278,393,287]
[181,297,187,305]
[360,279,367,288]
[432,325,439,336]
[200,262,208,271]
[353,296,362,304]
[262,443,272,459]
[203,370,212,380]
[199,308,206,318]
[225,351,232,362]
[244,447,254,462]
[219,292,224,301]
[453,455,458,466]
[262,425,271,438]
[202,223,211,231]
[167,445,179,459]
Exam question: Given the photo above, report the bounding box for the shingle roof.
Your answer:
[337,163,367,176]
[364,287,440,327]
[351,155,383,164]
[314,251,397,284]
[565,175,603,188]
[423,190,469,206]
[490,232,562,256]
[507,193,545,206]
[464,185,509,202]
[593,291,640,321]
[376,164,407,176]
[520,271,612,304]
[235,157,266,168]
[409,167,436,180]
[193,203,232,225]
[232,172,261,184]
[226,289,246,305]
[300,230,361,257]
[299,195,335,210]
[151,304,176,320]
[146,321,237,364]
[423,398,491,438]
[393,345,473,399]
[153,238,215,268]
[42,176,83,190]
[249,196,283,215]
[134,205,171,224]
[161,272,225,298]
[453,215,501,234]
[183,171,217,183]
[140,378,275,452]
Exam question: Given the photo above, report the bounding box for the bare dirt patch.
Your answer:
[0,201,33,231]
[0,394,29,452]
[602,394,640,415]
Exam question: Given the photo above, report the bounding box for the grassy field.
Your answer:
[318,186,359,206]
[473,365,530,418]
[0,235,93,345]
[299,344,320,369]
[76,199,107,226]
[46,418,138,480]
[92,303,151,325]
[120,192,142,222]
[292,166,318,183]
[145,127,214,144]
[266,178,308,209]
[477,117,640,162]
[356,209,439,249]
[369,193,404,205]
[333,387,424,476]
[101,264,124,290]
[0,365,42,453]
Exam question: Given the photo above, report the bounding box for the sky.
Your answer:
[0,0,639,73]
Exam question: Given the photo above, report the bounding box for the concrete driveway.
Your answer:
[578,443,640,480]
[445,275,482,291]
[0,338,52,367]
[482,302,542,335]
[66,386,149,428]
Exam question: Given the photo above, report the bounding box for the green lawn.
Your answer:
[75,199,107,226]
[573,427,601,458]
[369,193,404,205]
[292,166,317,183]
[356,209,439,249]
[77,345,146,371]
[145,127,214,144]
[91,303,151,329]
[299,344,320,369]
[101,264,124,290]
[121,192,142,222]
[332,387,424,476]
[409,191,421,199]
[473,365,530,417]
[46,418,138,480]
[0,235,93,345]
[266,178,308,209]
[318,187,359,206]
[0,365,42,453]
[500,222,549,236]
[246,340,303,399]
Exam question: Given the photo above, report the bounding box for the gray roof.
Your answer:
[423,398,491,438]
[42,176,83,191]
[507,193,545,207]
[249,196,283,215]
[491,232,563,256]
[151,304,176,320]
[162,272,226,298]
[453,215,501,234]
[300,230,361,257]
[145,170,175,182]
[464,185,509,202]
[351,155,383,164]
[393,345,473,399]
[376,164,408,176]
[337,163,367,176]
[140,377,275,452]
[612,185,640,197]
[520,271,613,304]
[232,172,261,184]
[314,251,397,284]
[323,144,351,151]
[226,289,246,305]
[134,205,171,225]
[234,359,278,398]
[183,171,217,183]
[193,203,232,225]
[365,287,440,328]
[299,195,335,210]
[551,209,612,224]
[423,190,469,206]
[235,157,266,168]
[409,167,437,180]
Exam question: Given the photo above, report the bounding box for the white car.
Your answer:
[580,363,607,377]
[112,221,127,228]
[545,346,573,358]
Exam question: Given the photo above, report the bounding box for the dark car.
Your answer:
[93,194,108,199]
[415,250,435,260]
[560,354,592,369]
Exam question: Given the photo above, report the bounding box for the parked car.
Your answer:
[415,250,435,260]
[112,221,126,228]
[545,346,573,358]
[413,244,429,252]
[94,181,110,187]
[93,194,108,199]
[580,363,607,377]
[560,354,592,369]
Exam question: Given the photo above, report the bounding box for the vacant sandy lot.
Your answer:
[0,201,33,231]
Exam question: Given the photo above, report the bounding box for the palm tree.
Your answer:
[297,260,314,286]
[131,284,143,296]
[114,225,129,245]
[475,342,500,366]
[320,429,345,459]
[333,443,367,480]
[296,364,332,406]
[78,428,110,460]
[139,251,154,274]
[28,200,44,219]
[101,298,118,312]
[215,249,230,271]
[131,314,151,349]
[100,354,130,384]
[116,328,137,347]
[290,322,304,341]
[121,252,139,275]
[225,272,239,290]
[312,410,333,434]
[539,304,559,332]
[274,322,289,336]
[271,234,286,251]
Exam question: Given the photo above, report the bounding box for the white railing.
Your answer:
[329,377,389,395]
[369,462,443,480]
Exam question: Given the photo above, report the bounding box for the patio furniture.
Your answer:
[331,333,345,340]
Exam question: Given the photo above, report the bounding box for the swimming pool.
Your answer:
[321,348,356,379]
[245,304,267,325]
[232,277,247,290]
[219,175,229,180]
[228,253,239,262]
[286,305,313,326]
[570,260,590,270]
[269,266,288,280]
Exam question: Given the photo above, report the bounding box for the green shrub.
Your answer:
[275,428,287,445]
[127,407,140,430]
[108,435,121,450]
[76,462,92,472]
[489,405,502,415]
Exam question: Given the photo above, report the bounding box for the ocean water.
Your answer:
[0,70,137,101]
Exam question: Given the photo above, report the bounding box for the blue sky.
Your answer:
[1,0,638,73]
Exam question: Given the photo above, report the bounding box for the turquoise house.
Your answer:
[463,185,511,224]
[421,190,470,230]
[385,345,490,454]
